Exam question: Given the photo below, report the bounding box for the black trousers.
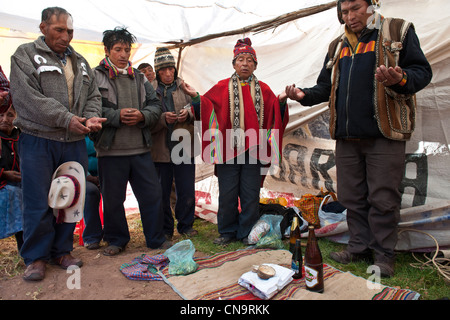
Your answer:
[154,161,195,236]
[335,138,406,261]
[215,157,263,240]
[98,152,165,249]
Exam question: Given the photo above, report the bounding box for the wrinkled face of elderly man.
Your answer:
[233,53,257,81]
[40,13,74,54]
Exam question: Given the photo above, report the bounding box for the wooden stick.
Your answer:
[164,2,337,50]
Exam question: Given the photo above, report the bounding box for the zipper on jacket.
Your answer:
[345,45,357,138]
[344,28,373,138]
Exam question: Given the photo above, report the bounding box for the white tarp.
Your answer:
[1,0,449,250]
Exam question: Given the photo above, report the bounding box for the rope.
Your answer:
[398,228,450,284]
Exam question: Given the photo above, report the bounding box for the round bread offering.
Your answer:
[257,265,276,280]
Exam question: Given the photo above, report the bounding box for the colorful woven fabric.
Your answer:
[120,254,169,281]
[165,249,420,300]
[162,248,270,278]
[191,262,340,300]
[372,287,420,300]
[208,109,222,164]
[0,65,11,113]
[99,57,134,80]
[120,248,420,300]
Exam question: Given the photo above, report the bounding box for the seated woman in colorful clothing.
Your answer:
[0,105,23,251]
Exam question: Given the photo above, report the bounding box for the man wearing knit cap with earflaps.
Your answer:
[154,47,177,76]
[151,47,198,241]
[183,38,289,245]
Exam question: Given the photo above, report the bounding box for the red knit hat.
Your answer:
[233,38,257,64]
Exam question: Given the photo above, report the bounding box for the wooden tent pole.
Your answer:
[164,1,336,50]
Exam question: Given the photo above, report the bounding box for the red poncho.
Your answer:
[196,76,289,165]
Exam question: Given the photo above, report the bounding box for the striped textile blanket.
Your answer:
[120,248,420,300]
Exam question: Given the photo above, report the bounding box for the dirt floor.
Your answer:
[0,214,204,301]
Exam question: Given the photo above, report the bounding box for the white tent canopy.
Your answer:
[0,0,338,43]
[1,0,449,250]
[1,1,449,94]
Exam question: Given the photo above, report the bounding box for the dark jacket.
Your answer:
[0,127,20,189]
[150,78,195,163]
[91,66,162,152]
[300,18,432,140]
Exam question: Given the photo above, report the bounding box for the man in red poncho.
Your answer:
[183,38,289,245]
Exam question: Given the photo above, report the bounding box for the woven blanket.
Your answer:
[121,248,420,300]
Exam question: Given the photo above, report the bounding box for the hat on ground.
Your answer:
[154,47,176,73]
[48,161,86,224]
[233,38,257,65]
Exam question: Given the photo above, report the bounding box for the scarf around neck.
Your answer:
[100,57,135,79]
[228,72,263,149]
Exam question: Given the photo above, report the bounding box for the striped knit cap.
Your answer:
[154,47,176,73]
[233,38,257,65]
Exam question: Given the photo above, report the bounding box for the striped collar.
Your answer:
[100,57,135,79]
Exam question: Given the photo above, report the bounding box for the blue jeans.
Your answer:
[98,152,165,249]
[215,157,263,240]
[155,161,195,236]
[18,134,88,266]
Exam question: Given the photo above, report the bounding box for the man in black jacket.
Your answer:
[285,0,432,277]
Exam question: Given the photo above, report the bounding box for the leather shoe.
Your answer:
[374,261,395,278]
[51,254,83,269]
[156,240,173,250]
[329,250,373,265]
[373,255,395,278]
[23,260,46,281]
[213,236,236,245]
[181,228,198,237]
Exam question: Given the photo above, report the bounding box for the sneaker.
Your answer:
[329,250,373,265]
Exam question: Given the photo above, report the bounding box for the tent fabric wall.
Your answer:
[1,0,449,249]
[1,0,448,203]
